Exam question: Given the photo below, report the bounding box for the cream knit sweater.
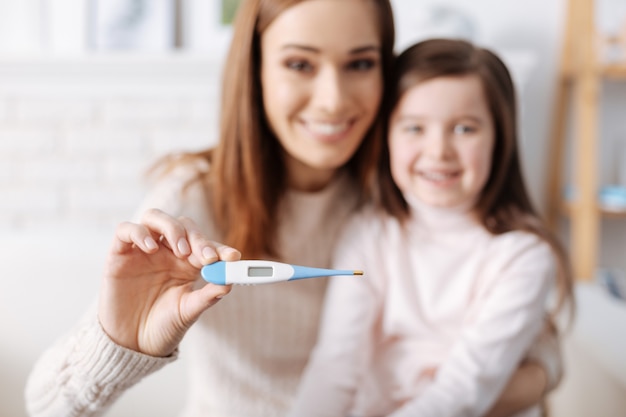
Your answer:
[25,161,360,417]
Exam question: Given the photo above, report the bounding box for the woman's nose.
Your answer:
[311,66,348,115]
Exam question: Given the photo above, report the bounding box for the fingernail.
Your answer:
[223,248,240,256]
[177,238,191,255]
[203,247,216,261]
[144,237,158,250]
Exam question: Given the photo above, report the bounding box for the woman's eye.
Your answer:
[348,58,377,71]
[286,60,313,72]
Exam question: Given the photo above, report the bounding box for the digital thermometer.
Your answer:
[201,260,363,285]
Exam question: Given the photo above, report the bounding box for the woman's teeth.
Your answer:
[308,122,349,135]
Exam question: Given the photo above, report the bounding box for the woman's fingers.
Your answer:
[216,243,242,261]
[419,366,438,380]
[113,209,242,269]
[182,283,233,324]
[179,216,242,266]
[179,216,218,265]
[112,221,160,254]
[140,208,191,258]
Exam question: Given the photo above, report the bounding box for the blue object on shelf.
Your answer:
[563,184,626,211]
[599,185,626,211]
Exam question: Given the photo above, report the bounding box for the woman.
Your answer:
[25,2,555,416]
[26,1,394,416]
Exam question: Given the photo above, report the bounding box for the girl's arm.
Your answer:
[388,235,556,417]
[424,321,561,417]
[287,218,381,417]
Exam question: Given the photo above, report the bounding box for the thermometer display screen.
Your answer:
[248,266,273,277]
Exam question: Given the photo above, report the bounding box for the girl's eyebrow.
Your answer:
[280,44,380,54]
[395,114,425,122]
[394,114,485,123]
[455,115,486,124]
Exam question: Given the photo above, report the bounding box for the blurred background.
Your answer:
[0,0,625,416]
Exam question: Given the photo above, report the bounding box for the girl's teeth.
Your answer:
[422,172,454,181]
[308,122,348,135]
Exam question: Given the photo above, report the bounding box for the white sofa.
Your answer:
[549,282,626,417]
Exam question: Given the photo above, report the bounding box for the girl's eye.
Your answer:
[403,124,423,135]
[348,58,377,72]
[285,60,313,73]
[453,124,476,135]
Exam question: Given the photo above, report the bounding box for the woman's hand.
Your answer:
[417,363,548,417]
[411,362,547,417]
[485,360,548,417]
[98,208,241,357]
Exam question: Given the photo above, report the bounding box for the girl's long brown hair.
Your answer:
[378,39,574,320]
[154,0,395,259]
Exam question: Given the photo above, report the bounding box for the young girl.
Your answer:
[289,38,574,417]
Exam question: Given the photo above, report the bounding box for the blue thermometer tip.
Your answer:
[201,262,226,285]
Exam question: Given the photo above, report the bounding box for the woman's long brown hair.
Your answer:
[154,0,395,259]
[378,39,574,321]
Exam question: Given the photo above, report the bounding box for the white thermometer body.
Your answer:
[201,260,362,285]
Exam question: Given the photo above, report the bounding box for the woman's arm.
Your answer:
[25,211,238,417]
[485,360,548,417]
[25,308,178,417]
[25,162,237,417]
[487,319,562,417]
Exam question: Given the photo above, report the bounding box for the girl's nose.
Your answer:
[425,130,453,160]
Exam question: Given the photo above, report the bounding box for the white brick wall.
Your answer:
[0,55,222,233]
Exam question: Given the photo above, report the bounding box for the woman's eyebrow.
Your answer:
[281,44,319,53]
[280,44,380,54]
[349,45,380,55]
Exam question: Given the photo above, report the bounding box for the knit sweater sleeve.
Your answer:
[389,233,556,417]
[24,162,207,417]
[25,307,176,417]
